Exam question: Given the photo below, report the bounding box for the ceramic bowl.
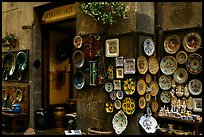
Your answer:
[174,130,185,135]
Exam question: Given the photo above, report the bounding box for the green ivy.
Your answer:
[80,2,128,25]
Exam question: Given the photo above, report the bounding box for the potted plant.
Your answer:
[2,32,17,49]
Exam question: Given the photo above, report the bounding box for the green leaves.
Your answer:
[80,2,128,25]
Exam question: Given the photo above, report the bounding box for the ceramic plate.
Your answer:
[148,56,159,75]
[112,110,128,135]
[16,51,28,71]
[73,71,85,90]
[137,56,148,74]
[158,75,172,90]
[15,89,23,102]
[187,96,193,110]
[105,38,119,57]
[139,114,158,133]
[145,93,151,102]
[72,50,85,69]
[188,79,202,96]
[105,102,114,113]
[3,52,15,77]
[137,79,147,95]
[151,100,158,113]
[124,58,136,74]
[149,81,159,96]
[164,35,181,54]
[122,97,135,115]
[114,100,122,109]
[122,77,136,95]
[160,91,171,103]
[110,90,117,101]
[73,35,83,48]
[183,32,202,52]
[176,51,188,64]
[186,53,202,74]
[116,90,124,100]
[105,82,113,92]
[143,38,155,56]
[173,68,188,84]
[145,73,152,84]
[160,56,177,75]
[139,96,146,109]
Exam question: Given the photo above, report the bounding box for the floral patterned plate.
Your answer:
[186,53,202,74]
[122,77,136,95]
[188,79,202,96]
[137,56,148,74]
[137,79,147,95]
[139,96,146,109]
[124,58,136,74]
[143,38,155,56]
[122,97,135,115]
[164,35,181,54]
[158,75,172,90]
[176,51,188,64]
[149,81,159,96]
[148,56,159,75]
[160,56,177,75]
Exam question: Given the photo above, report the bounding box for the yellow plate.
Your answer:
[137,56,148,74]
[164,35,181,54]
[148,56,159,74]
[149,81,159,96]
[137,79,146,95]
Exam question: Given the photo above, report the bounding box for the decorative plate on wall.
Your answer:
[110,90,117,101]
[112,110,128,135]
[122,97,135,115]
[105,38,119,57]
[73,71,85,90]
[124,58,136,74]
[72,50,85,69]
[15,89,23,102]
[114,100,122,109]
[137,56,148,74]
[116,90,124,100]
[137,79,147,95]
[158,75,172,90]
[139,96,146,109]
[145,73,152,84]
[143,38,155,56]
[73,35,83,49]
[3,52,15,80]
[145,93,151,102]
[186,53,202,74]
[164,35,181,54]
[151,100,158,113]
[160,56,177,75]
[105,82,114,92]
[122,77,136,95]
[160,91,171,103]
[183,32,201,53]
[176,51,188,64]
[115,56,124,67]
[105,101,114,113]
[173,68,188,84]
[188,79,202,96]
[149,81,159,96]
[148,56,159,75]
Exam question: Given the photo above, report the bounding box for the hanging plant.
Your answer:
[2,32,17,49]
[80,2,128,25]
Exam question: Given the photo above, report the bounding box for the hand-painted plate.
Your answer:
[151,100,158,113]
[114,100,122,109]
[112,110,128,135]
[148,56,159,75]
[105,101,114,113]
[164,35,181,54]
[137,56,148,74]
[149,81,159,96]
[145,93,151,102]
[72,50,85,69]
[122,77,136,95]
[15,89,23,102]
[124,58,136,74]
[143,38,155,56]
[176,51,188,64]
[16,51,28,72]
[110,90,117,101]
[145,73,152,84]
[183,32,201,53]
[105,82,113,92]
[116,90,124,100]
[173,68,188,84]
[139,96,146,109]
[160,91,171,103]
[73,35,83,49]
[3,52,15,77]
[137,79,147,95]
[115,56,124,67]
[73,71,85,90]
[188,79,202,96]
[160,56,177,75]
[158,75,172,90]
[122,97,135,115]
[139,114,158,133]
[186,53,202,74]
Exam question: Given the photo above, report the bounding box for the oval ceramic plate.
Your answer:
[112,110,128,135]
[160,91,171,103]
[139,96,146,109]
[145,73,152,84]
[145,93,151,102]
[164,35,181,54]
[3,52,15,76]
[105,102,114,113]
[183,32,201,52]
[137,56,148,74]
[15,89,23,102]
[186,53,202,74]
[114,100,122,109]
[73,71,85,90]
[176,51,188,64]
[72,50,85,69]
[158,75,172,90]
[73,35,83,49]
[116,90,124,100]
[148,56,159,75]
[16,51,27,71]
[143,38,155,56]
[151,100,158,113]
[122,97,135,115]
[173,68,188,84]
[160,56,177,75]
[137,79,147,95]
[110,90,117,101]
[105,82,113,92]
[122,77,136,95]
[188,79,202,96]
[149,81,159,96]
[139,114,158,133]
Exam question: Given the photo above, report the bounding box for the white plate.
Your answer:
[116,90,124,100]
[160,56,177,75]
[158,75,172,90]
[143,38,155,56]
[139,114,158,133]
[110,90,117,101]
[124,58,136,74]
[188,79,202,95]
[160,91,171,103]
[105,82,113,92]
[114,100,122,109]
[73,35,83,49]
